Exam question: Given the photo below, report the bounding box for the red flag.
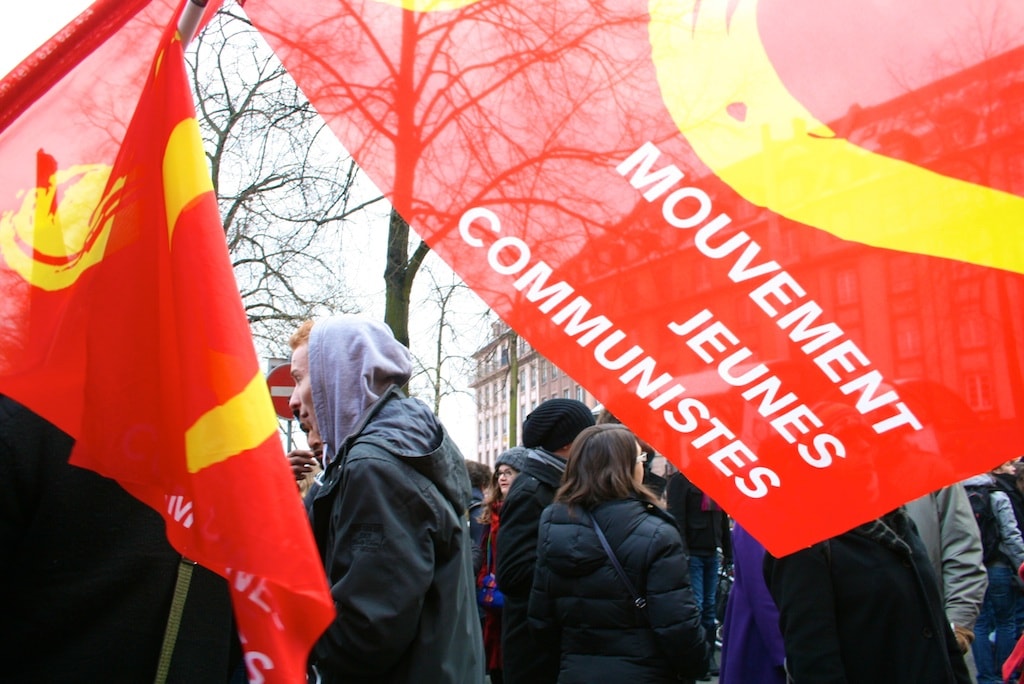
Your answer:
[0,1,334,680]
[245,0,1024,554]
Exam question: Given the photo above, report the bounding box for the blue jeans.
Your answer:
[974,564,1019,684]
[689,552,720,639]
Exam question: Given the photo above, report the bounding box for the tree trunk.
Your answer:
[384,207,430,350]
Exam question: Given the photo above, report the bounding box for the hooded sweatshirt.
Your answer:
[305,316,483,683]
[309,315,414,466]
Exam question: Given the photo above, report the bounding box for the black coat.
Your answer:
[495,451,564,684]
[664,472,731,560]
[528,498,710,684]
[763,514,970,684]
[0,396,239,684]
[308,388,483,684]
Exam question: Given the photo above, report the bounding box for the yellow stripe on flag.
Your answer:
[163,117,214,242]
[185,371,279,473]
[650,0,1024,275]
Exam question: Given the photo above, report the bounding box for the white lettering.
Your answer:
[458,206,500,247]
[615,141,685,201]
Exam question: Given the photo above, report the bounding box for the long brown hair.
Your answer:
[478,466,511,525]
[556,424,657,509]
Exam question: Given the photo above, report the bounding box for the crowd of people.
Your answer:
[7,313,1024,683]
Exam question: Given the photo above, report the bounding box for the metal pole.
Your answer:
[177,0,209,47]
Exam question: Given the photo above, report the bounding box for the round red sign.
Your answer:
[266,363,295,420]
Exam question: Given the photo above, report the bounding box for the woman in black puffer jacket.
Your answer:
[528,424,710,684]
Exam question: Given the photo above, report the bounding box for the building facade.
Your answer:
[470,320,599,466]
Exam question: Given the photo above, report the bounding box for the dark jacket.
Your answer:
[0,396,239,684]
[469,488,487,576]
[528,498,710,683]
[763,511,970,684]
[496,450,564,684]
[309,386,483,684]
[664,472,731,560]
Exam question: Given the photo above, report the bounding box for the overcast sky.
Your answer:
[0,1,93,78]
[0,1,486,460]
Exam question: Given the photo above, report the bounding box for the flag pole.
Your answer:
[177,0,209,47]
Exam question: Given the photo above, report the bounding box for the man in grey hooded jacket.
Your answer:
[288,316,483,684]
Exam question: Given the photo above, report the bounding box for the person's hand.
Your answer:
[952,624,974,654]
[287,449,319,482]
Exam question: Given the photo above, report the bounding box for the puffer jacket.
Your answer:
[528,498,709,683]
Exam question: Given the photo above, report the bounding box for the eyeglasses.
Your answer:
[636,452,648,464]
[496,469,515,478]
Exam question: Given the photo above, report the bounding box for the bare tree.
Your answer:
[187,11,386,355]
[246,5,666,352]
[407,255,488,415]
[187,9,493,446]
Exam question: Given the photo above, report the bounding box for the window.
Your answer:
[964,374,993,412]
[778,224,800,262]
[888,256,915,294]
[836,268,859,306]
[894,318,922,359]
[958,315,988,349]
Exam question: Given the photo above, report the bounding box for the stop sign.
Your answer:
[266,363,295,420]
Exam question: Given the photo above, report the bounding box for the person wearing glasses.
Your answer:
[477,447,528,684]
[528,424,710,683]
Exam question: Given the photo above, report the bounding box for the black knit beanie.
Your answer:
[522,398,595,452]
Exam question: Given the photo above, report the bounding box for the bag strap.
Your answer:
[588,512,648,616]
[154,556,196,684]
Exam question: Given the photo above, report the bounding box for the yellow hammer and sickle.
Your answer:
[0,164,122,290]
[649,0,1024,274]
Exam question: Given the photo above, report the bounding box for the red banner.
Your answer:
[0,1,333,679]
[246,0,1024,554]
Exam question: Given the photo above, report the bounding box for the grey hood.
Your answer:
[308,315,412,465]
[963,473,995,488]
[345,385,472,514]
